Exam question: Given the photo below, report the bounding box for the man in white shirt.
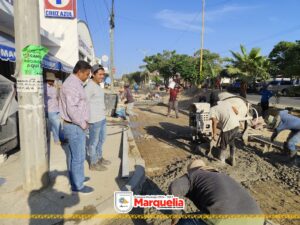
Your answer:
[85,64,111,171]
[209,91,240,166]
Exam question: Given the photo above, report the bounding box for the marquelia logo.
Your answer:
[114,191,185,213]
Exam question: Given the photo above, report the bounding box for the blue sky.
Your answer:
[78,0,300,78]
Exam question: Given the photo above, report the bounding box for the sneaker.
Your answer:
[72,186,94,195]
[99,158,111,165]
[89,163,107,171]
[84,177,90,184]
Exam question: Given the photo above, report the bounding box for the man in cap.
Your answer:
[59,60,93,194]
[209,91,240,166]
[44,72,62,144]
[271,110,300,162]
[85,64,111,171]
[122,83,137,116]
[168,159,264,225]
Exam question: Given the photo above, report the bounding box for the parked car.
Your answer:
[267,78,300,96]
[0,75,18,154]
[227,79,261,93]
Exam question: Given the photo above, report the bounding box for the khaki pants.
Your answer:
[168,100,179,117]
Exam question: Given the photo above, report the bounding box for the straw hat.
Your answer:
[46,72,56,81]
[187,159,218,172]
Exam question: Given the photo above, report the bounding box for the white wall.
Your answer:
[39,0,78,66]
[78,20,95,63]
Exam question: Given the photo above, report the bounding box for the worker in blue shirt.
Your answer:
[271,110,300,161]
[259,84,273,118]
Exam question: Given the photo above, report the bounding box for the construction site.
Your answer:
[104,88,300,225]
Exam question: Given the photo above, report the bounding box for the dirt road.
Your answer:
[103,100,299,225]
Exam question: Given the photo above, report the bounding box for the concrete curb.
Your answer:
[71,118,146,225]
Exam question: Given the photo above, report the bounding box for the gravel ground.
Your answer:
[102,91,300,225]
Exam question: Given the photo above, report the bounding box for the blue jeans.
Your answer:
[287,130,300,152]
[48,112,61,142]
[88,119,106,165]
[63,123,86,191]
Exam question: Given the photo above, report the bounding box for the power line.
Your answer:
[82,0,90,26]
[103,0,110,15]
[92,0,106,30]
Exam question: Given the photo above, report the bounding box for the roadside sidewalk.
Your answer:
[0,122,145,225]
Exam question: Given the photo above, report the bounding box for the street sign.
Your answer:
[112,67,116,73]
[44,0,77,19]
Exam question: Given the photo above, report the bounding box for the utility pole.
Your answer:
[199,0,205,81]
[109,0,115,90]
[14,0,49,191]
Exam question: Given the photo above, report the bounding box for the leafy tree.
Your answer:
[226,44,270,82]
[194,49,223,82]
[143,49,223,85]
[269,41,300,78]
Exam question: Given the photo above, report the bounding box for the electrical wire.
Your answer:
[103,0,111,15]
[82,0,90,26]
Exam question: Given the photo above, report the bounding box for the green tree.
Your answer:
[227,44,270,82]
[269,41,300,78]
[143,49,223,85]
[194,49,223,82]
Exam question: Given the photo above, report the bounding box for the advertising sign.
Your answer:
[21,45,48,76]
[44,0,77,19]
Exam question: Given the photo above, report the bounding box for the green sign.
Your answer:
[21,45,48,76]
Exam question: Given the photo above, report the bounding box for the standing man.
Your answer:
[169,159,264,225]
[59,60,93,194]
[44,72,62,144]
[167,85,180,118]
[271,110,300,161]
[133,82,139,95]
[85,64,111,171]
[209,92,240,166]
[259,84,273,118]
[123,83,137,116]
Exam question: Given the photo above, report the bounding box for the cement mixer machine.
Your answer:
[189,92,258,146]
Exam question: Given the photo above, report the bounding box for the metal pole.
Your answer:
[199,0,205,81]
[14,0,49,191]
[109,0,115,90]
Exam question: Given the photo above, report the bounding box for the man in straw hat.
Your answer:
[168,159,264,225]
[209,91,240,166]
[44,72,63,144]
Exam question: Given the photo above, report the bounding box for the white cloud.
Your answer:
[155,4,258,32]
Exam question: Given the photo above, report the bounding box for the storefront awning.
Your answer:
[42,55,61,71]
[60,61,73,74]
[0,35,16,62]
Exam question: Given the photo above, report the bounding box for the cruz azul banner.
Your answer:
[44,0,77,19]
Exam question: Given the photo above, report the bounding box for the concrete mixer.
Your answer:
[189,91,258,149]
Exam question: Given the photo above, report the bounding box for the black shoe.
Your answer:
[72,186,94,195]
[84,177,90,184]
[99,158,111,165]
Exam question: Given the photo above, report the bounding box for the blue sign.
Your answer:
[0,44,16,62]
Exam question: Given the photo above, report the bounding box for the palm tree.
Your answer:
[226,45,270,97]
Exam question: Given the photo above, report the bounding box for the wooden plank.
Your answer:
[122,128,129,178]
